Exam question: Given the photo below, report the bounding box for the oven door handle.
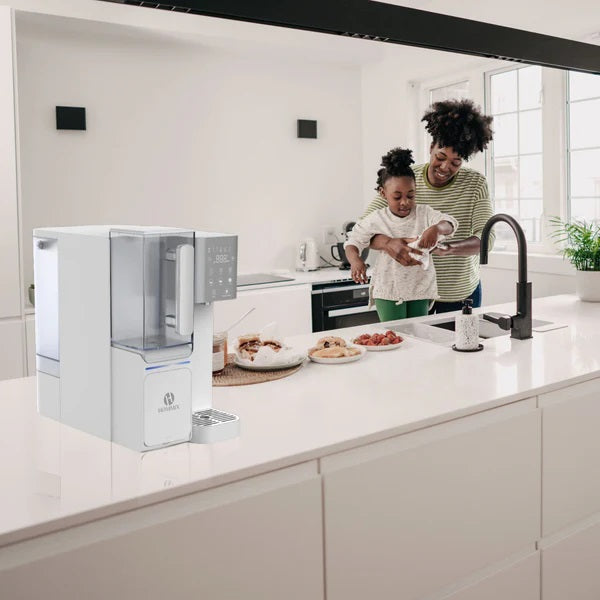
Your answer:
[315,283,370,295]
[327,305,377,317]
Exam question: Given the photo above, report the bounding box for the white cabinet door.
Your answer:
[539,378,600,536]
[443,552,540,600]
[0,320,24,380]
[321,399,541,600]
[0,9,21,319]
[214,284,312,339]
[0,462,324,600]
[542,518,600,600]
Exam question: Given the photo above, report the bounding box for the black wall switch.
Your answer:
[56,106,86,130]
[297,119,317,139]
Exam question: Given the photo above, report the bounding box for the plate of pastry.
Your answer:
[308,336,366,364]
[234,333,307,371]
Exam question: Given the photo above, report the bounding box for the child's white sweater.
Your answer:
[345,205,457,303]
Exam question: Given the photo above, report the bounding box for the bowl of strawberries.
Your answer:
[352,330,403,351]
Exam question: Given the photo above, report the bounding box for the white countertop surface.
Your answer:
[1,294,599,547]
[236,266,369,290]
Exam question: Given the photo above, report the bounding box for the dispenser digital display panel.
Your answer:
[195,234,238,303]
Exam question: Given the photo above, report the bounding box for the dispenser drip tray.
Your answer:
[191,408,240,443]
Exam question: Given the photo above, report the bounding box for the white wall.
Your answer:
[16,14,365,290]
[0,7,21,319]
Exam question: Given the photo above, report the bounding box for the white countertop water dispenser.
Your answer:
[33,225,239,451]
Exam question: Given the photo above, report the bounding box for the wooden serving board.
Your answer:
[212,354,303,387]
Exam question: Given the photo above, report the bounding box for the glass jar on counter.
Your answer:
[212,332,228,374]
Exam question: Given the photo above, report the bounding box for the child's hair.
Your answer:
[375,147,415,191]
[421,98,493,160]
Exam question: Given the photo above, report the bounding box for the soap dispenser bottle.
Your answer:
[453,299,482,352]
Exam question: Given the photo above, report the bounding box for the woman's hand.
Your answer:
[418,226,439,249]
[350,258,368,284]
[384,237,422,266]
[431,242,453,257]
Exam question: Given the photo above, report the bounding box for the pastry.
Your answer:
[237,334,284,362]
[344,347,361,356]
[314,336,347,350]
[238,334,260,346]
[237,334,262,360]
[262,340,283,352]
[309,345,361,359]
[311,346,346,358]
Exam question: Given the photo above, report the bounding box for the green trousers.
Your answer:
[374,298,430,322]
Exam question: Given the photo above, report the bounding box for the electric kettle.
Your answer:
[296,238,319,271]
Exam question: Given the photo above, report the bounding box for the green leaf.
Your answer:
[549,216,600,271]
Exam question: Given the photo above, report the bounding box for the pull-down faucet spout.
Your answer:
[480,214,532,340]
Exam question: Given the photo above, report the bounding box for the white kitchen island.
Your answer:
[1,294,600,600]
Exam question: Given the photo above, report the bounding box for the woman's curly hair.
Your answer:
[375,147,415,190]
[422,99,493,160]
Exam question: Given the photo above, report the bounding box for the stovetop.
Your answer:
[237,273,296,287]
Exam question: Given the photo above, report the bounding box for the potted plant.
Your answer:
[550,216,600,301]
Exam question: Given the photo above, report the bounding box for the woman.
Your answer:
[362,99,494,312]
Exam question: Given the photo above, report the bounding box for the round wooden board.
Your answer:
[212,354,304,387]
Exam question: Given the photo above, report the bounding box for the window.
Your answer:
[422,81,470,161]
[429,80,470,105]
[487,65,543,245]
[567,72,600,223]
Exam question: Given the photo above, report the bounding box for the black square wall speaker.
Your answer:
[297,119,317,139]
[56,106,86,130]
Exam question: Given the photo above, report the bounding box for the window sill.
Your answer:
[483,251,575,276]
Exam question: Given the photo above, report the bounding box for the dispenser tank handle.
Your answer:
[175,244,195,336]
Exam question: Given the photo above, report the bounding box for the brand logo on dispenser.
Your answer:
[158,392,180,413]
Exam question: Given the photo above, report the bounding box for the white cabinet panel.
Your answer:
[0,320,24,380]
[0,9,21,319]
[25,316,35,376]
[214,284,312,339]
[0,462,324,600]
[542,519,600,600]
[540,378,600,536]
[443,552,539,600]
[322,400,540,600]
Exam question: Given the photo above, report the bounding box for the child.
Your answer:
[344,148,458,322]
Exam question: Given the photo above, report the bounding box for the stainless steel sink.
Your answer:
[427,313,512,339]
[393,313,553,346]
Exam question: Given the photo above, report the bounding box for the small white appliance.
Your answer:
[33,225,240,452]
[296,237,319,271]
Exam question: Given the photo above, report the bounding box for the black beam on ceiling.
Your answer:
[100,0,600,74]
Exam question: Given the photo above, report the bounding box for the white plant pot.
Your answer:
[575,270,600,302]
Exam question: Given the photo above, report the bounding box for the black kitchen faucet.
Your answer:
[480,214,532,340]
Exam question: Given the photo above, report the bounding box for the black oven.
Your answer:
[311,281,380,332]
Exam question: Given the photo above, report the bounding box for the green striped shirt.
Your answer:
[361,163,494,302]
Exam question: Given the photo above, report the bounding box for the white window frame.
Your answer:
[484,64,567,254]
[417,67,486,175]
[566,73,600,223]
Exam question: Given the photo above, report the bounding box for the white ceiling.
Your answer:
[378,0,600,42]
